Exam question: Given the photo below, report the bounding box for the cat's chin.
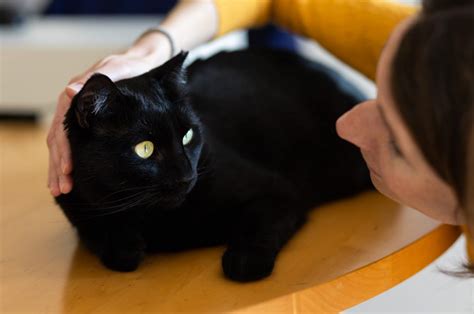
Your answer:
[154,176,197,209]
[158,195,187,210]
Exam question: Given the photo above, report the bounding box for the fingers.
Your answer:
[65,72,91,98]
[48,53,155,196]
[47,132,73,196]
[59,173,73,194]
[47,92,74,195]
[65,83,83,98]
[57,133,72,175]
[65,54,154,99]
[48,150,61,197]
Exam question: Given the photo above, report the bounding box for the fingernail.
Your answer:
[66,83,82,95]
[61,159,68,174]
[50,185,60,197]
[59,180,66,194]
[59,176,73,194]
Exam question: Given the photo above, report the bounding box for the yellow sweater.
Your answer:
[212,0,474,262]
[213,0,416,80]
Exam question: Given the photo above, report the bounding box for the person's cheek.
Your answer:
[380,166,405,201]
[381,158,422,207]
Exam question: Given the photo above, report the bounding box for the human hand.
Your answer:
[47,35,173,196]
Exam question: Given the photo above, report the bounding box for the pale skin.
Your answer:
[336,17,463,225]
[47,2,464,225]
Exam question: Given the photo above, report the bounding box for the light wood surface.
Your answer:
[0,124,460,313]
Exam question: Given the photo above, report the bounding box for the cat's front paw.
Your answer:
[100,236,146,272]
[222,247,276,282]
[101,248,145,272]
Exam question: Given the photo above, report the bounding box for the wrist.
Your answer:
[127,31,175,67]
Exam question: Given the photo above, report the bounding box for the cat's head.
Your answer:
[65,52,203,209]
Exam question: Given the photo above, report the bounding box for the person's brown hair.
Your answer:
[390,0,474,274]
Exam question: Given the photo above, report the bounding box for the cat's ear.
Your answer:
[148,51,188,85]
[73,74,120,128]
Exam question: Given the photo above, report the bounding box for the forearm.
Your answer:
[127,0,219,67]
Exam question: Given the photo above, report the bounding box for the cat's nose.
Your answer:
[175,175,196,192]
[177,176,194,185]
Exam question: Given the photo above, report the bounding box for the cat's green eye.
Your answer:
[182,128,193,146]
[134,141,154,159]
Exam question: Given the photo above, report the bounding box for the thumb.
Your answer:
[65,82,83,98]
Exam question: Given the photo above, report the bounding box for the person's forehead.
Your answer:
[376,16,430,165]
[376,16,418,91]
[376,14,422,118]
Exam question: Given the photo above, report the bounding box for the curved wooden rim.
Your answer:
[236,224,461,313]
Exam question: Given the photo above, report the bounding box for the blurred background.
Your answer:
[0,0,307,123]
[2,1,472,313]
[0,0,422,124]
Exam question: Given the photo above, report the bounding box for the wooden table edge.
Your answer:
[235,224,461,313]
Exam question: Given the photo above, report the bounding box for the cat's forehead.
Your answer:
[111,79,196,133]
[120,95,194,132]
[119,84,170,110]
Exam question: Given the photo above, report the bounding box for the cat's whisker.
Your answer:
[197,167,213,177]
[75,175,97,184]
[72,192,156,220]
[95,184,160,203]
[64,188,157,210]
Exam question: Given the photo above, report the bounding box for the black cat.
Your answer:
[56,49,371,282]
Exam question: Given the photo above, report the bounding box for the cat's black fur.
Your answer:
[56,49,371,282]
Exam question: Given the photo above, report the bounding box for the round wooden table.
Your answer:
[1,124,460,313]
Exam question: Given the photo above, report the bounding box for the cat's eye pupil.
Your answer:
[135,141,154,159]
